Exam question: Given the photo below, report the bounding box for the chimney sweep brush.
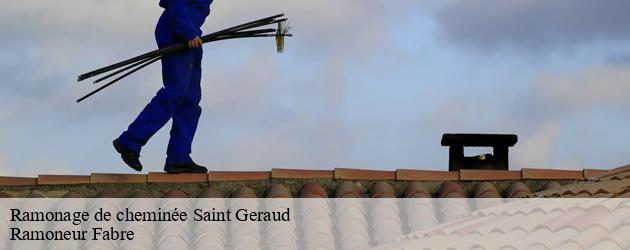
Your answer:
[276,21,292,53]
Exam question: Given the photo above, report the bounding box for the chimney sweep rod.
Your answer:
[77,57,162,103]
[93,55,159,84]
[77,33,291,103]
[77,14,284,81]
[91,29,278,84]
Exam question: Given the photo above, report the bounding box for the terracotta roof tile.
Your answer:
[542,181,562,191]
[590,239,625,249]
[335,196,370,249]
[335,168,395,180]
[128,190,153,198]
[28,192,47,198]
[583,169,610,179]
[371,197,404,244]
[611,164,630,172]
[90,173,147,184]
[439,198,471,221]
[267,184,292,198]
[197,187,224,198]
[62,191,85,198]
[597,207,630,232]
[209,171,270,181]
[0,176,36,186]
[537,208,586,231]
[404,195,438,231]
[460,170,521,181]
[595,164,630,180]
[299,194,334,249]
[37,175,90,185]
[232,186,257,198]
[604,224,630,248]
[403,182,431,198]
[522,168,583,180]
[567,205,612,231]
[163,189,189,198]
[605,173,630,181]
[535,165,630,197]
[505,182,532,198]
[439,181,465,198]
[615,188,630,198]
[421,216,479,238]
[300,183,327,198]
[94,190,119,198]
[335,181,362,198]
[396,169,458,181]
[474,196,503,210]
[271,168,333,179]
[452,216,504,236]
[370,181,396,198]
[473,182,501,198]
[561,224,612,249]
[147,172,208,183]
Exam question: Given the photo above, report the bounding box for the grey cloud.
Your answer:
[607,52,630,66]
[434,0,630,50]
[506,64,630,168]
[511,123,561,169]
[522,65,630,116]
[0,1,158,41]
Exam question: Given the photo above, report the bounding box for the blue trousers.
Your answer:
[118,13,202,164]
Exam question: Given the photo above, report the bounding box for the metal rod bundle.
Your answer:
[76,14,292,103]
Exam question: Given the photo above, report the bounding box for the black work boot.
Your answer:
[164,162,208,174]
[113,139,142,172]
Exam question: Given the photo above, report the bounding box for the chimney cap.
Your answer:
[441,133,518,147]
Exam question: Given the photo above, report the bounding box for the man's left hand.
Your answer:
[188,36,203,49]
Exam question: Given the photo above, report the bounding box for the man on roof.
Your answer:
[113,0,213,173]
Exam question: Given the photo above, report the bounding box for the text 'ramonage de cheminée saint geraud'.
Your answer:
[10,207,291,241]
[11,207,291,223]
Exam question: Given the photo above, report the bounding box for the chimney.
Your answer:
[441,133,518,171]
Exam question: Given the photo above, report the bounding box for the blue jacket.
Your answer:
[159,0,213,41]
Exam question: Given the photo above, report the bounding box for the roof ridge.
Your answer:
[591,164,630,180]
[0,167,613,186]
[533,163,630,197]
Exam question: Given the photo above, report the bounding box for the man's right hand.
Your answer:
[188,36,203,49]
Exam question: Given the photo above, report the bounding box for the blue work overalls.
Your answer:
[118,0,212,164]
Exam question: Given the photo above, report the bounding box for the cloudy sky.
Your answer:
[0,0,629,176]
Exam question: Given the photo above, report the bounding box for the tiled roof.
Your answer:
[377,198,630,250]
[534,164,630,198]
[0,166,626,249]
[372,164,630,249]
[0,167,611,198]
